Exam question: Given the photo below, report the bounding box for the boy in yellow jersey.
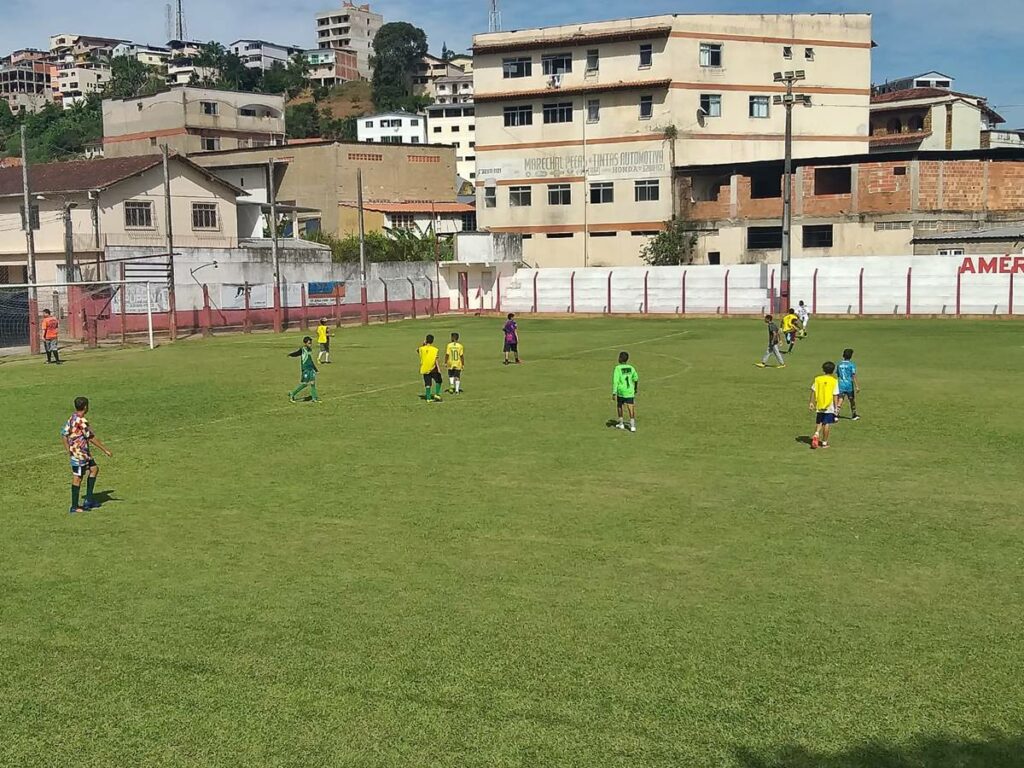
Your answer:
[781,308,803,354]
[418,334,443,403]
[808,361,840,449]
[316,318,331,364]
[444,332,465,394]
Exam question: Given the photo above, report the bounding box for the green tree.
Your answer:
[639,217,698,266]
[195,41,227,69]
[441,43,455,62]
[285,102,321,139]
[105,56,165,100]
[218,52,261,92]
[371,22,428,112]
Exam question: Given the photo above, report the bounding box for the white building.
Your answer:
[874,71,955,95]
[357,112,427,144]
[434,73,473,105]
[111,43,171,68]
[166,40,217,86]
[57,61,110,107]
[315,1,383,79]
[426,103,476,181]
[230,40,304,71]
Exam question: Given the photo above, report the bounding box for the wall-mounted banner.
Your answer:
[958,256,1024,274]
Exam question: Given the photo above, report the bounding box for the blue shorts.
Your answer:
[838,388,854,397]
[816,412,836,425]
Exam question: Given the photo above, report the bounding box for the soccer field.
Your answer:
[2,316,1022,767]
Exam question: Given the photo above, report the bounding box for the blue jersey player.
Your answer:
[836,348,860,420]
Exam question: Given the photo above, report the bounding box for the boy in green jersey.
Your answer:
[612,351,639,433]
[288,336,321,403]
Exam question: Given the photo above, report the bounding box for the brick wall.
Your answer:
[988,162,1024,211]
[735,175,782,219]
[802,169,853,216]
[858,161,913,213]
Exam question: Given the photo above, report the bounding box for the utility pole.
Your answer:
[21,125,39,355]
[62,201,76,281]
[773,69,809,313]
[162,145,177,341]
[268,157,281,332]
[356,168,368,325]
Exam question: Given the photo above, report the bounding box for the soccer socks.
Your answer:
[45,349,52,363]
[289,383,307,400]
[454,379,461,393]
[85,475,96,503]
[424,386,432,400]
[630,418,636,431]
[71,483,81,510]
[310,382,320,401]
[449,376,455,390]
[432,381,442,398]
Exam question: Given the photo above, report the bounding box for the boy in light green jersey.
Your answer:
[288,336,321,403]
[612,351,639,433]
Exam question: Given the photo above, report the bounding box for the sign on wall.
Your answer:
[478,148,668,181]
[958,256,1024,274]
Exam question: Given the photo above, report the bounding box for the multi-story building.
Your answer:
[166,40,217,86]
[472,13,872,267]
[449,54,473,74]
[57,62,111,107]
[357,112,427,144]
[49,33,125,61]
[425,103,476,181]
[874,71,955,95]
[111,43,172,69]
[229,40,304,71]
[869,87,1004,153]
[315,1,383,79]
[102,87,286,157]
[0,58,53,113]
[434,73,473,105]
[304,48,361,87]
[413,54,464,98]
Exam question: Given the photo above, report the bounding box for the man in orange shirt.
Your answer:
[41,309,61,364]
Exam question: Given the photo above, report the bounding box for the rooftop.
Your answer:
[912,225,1024,243]
[339,201,474,214]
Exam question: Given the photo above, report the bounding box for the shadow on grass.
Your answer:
[795,436,814,446]
[91,489,119,505]
[734,732,1024,768]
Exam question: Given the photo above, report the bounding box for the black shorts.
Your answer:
[784,331,796,343]
[71,459,96,478]
[422,369,442,386]
[319,341,329,352]
[449,368,462,378]
[504,342,518,353]
[616,396,635,406]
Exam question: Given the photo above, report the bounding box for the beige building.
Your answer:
[869,87,1004,152]
[425,103,476,181]
[449,54,473,74]
[315,1,383,79]
[58,63,110,106]
[0,59,53,113]
[0,154,242,284]
[192,140,458,240]
[103,87,286,158]
[472,13,872,267]
[413,54,465,98]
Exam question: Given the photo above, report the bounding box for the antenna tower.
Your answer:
[488,0,501,33]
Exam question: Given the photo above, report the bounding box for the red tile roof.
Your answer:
[869,131,931,147]
[871,87,953,104]
[0,157,22,169]
[340,201,475,214]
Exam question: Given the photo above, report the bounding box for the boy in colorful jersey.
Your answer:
[612,351,639,432]
[445,332,465,394]
[836,348,861,420]
[61,396,113,514]
[419,334,443,402]
[316,318,331,364]
[502,313,520,365]
[287,336,321,403]
[809,361,840,449]
[41,309,61,364]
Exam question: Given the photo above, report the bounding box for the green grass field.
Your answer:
[2,317,1023,768]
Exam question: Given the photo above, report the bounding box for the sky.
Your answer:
[4,0,1022,126]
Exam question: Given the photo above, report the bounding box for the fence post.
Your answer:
[496,273,501,312]
[428,278,435,317]
[201,284,212,338]
[1010,272,1015,316]
[569,271,576,314]
[273,283,282,334]
[906,267,912,317]
[119,263,127,345]
[380,277,389,323]
[407,277,417,319]
[681,270,687,315]
[532,272,538,313]
[812,268,818,314]
[955,268,962,317]
[643,270,649,314]
[723,269,730,315]
[333,283,341,326]
[858,268,864,316]
[607,271,613,314]
[301,284,309,330]
[360,280,369,326]
[769,269,775,314]
[243,282,252,333]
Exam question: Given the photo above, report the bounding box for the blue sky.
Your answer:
[4,0,1022,126]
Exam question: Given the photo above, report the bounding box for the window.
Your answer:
[802,224,834,248]
[200,101,217,115]
[700,94,722,117]
[468,124,474,130]
[240,108,257,117]
[201,137,220,151]
[639,95,653,120]
[149,137,158,147]
[433,126,442,133]
[935,80,951,88]
[886,117,902,134]
[469,141,475,147]
[542,102,573,124]
[590,181,613,204]
[504,104,533,126]
[124,201,154,229]
[937,248,965,256]
[410,137,420,144]
[747,226,783,249]
[484,187,496,208]
[804,47,815,61]
[410,118,419,126]
[783,46,793,59]
[465,155,475,160]
[894,166,908,176]
[707,251,721,265]
[546,232,574,239]
[509,186,532,207]
[541,53,572,75]
[191,202,218,230]
[548,183,571,206]
[19,204,40,231]
[587,99,600,123]
[451,126,460,132]
[390,213,415,229]
[381,136,401,144]
[461,212,477,231]
[635,179,659,202]
[502,57,532,78]
[750,170,782,199]
[749,95,770,118]
[814,167,852,195]
[699,43,722,67]
[586,49,599,73]
[631,230,659,237]
[365,120,374,128]
[639,43,653,68]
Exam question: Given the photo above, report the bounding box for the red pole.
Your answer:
[428,279,435,317]
[532,272,538,313]
[301,284,309,330]
[360,282,368,326]
[769,269,775,314]
[463,273,469,315]
[202,283,212,338]
[955,268,962,317]
[273,283,282,333]
[407,277,417,319]
[119,262,127,345]
[569,271,576,314]
[643,270,649,314]
[1010,272,1015,316]
[380,278,389,323]
[681,270,687,315]
[858,268,864,316]
[812,268,818,314]
[168,284,177,342]
[906,267,912,317]
[724,269,730,315]
[28,292,39,354]
[244,282,251,333]
[333,283,340,326]
[496,273,501,312]
[607,270,613,314]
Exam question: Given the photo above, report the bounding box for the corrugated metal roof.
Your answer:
[339,201,475,214]
[912,225,1024,242]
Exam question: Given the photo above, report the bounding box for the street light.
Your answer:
[771,70,810,312]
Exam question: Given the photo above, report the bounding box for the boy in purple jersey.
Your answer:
[502,313,521,365]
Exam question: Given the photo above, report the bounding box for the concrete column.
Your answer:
[794,167,804,217]
[729,174,738,219]
[911,160,920,211]
[292,212,301,239]
[849,164,859,214]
